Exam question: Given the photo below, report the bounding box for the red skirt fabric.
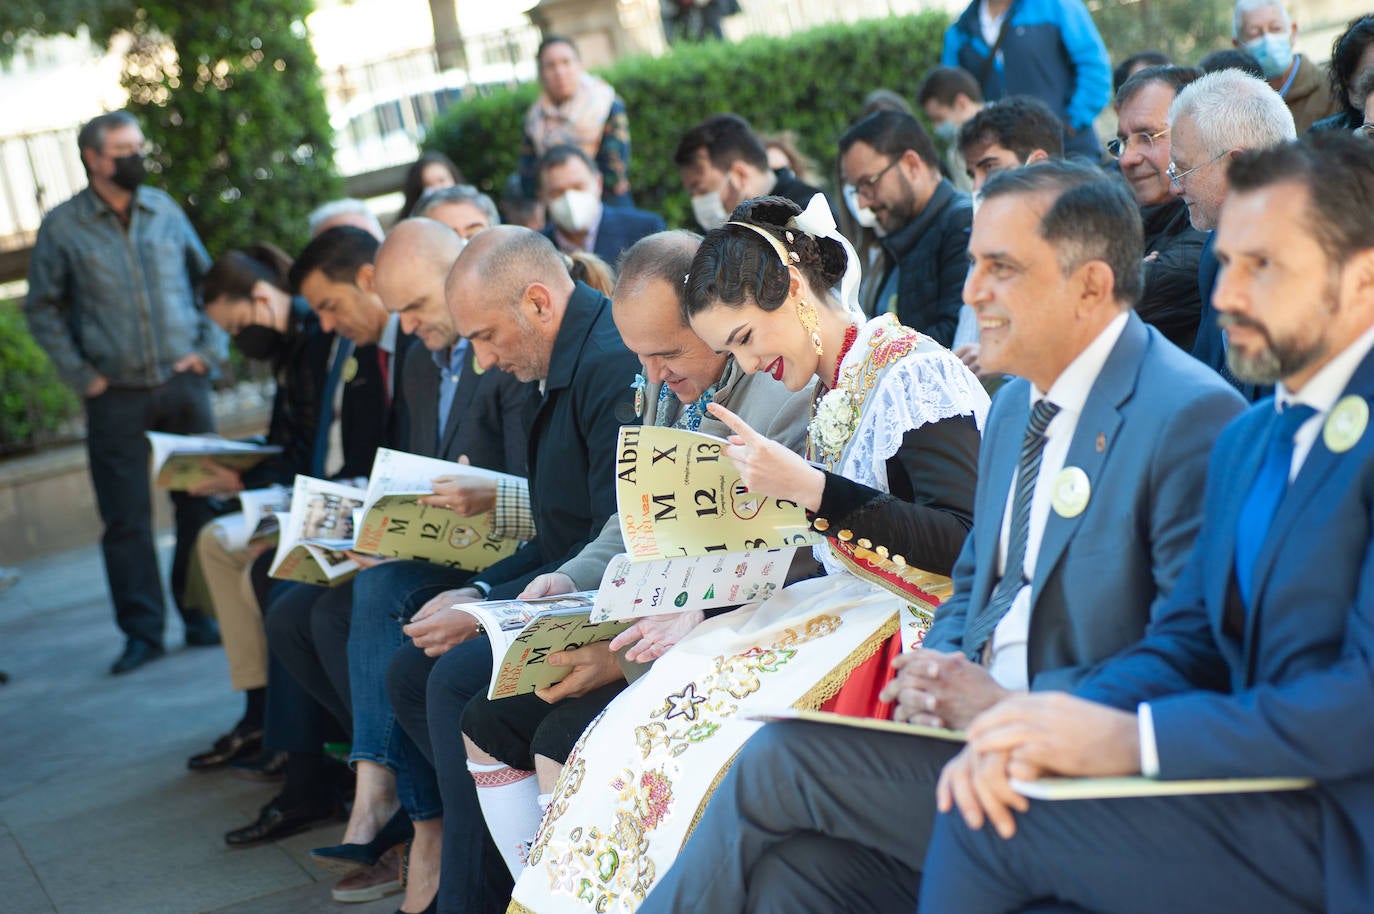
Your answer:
[818,632,901,719]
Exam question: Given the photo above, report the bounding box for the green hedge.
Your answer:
[427,13,949,228]
[0,302,80,455]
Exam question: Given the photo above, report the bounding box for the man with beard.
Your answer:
[920,131,1374,914]
[840,110,972,346]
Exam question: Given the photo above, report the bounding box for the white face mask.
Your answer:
[1244,32,1294,79]
[842,184,879,230]
[548,188,601,233]
[691,189,729,231]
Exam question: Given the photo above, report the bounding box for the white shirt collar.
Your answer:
[1030,312,1130,419]
[1275,320,1374,417]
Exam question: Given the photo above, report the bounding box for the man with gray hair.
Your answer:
[25,109,227,674]
[414,185,501,239]
[1231,0,1340,131]
[1171,68,1296,398]
[308,197,385,240]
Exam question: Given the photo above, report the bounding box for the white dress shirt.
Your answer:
[1138,318,1374,775]
[987,313,1129,691]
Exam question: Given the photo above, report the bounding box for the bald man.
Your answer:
[379,226,638,914]
[264,219,534,912]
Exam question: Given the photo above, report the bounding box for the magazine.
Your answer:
[266,476,367,586]
[146,431,281,490]
[587,549,793,622]
[351,448,520,570]
[210,485,290,552]
[615,426,822,561]
[457,594,633,700]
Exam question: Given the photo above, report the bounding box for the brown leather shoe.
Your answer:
[331,845,405,903]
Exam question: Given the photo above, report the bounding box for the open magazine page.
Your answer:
[210,485,290,552]
[615,426,822,561]
[146,431,282,490]
[267,476,366,585]
[588,549,794,622]
[450,594,633,700]
[352,448,520,570]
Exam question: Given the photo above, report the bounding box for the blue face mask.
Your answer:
[1244,32,1294,80]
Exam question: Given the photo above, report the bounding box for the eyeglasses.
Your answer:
[1354,123,1374,140]
[847,159,901,200]
[1106,127,1169,159]
[1167,151,1227,187]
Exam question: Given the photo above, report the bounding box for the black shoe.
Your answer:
[229,749,288,782]
[310,808,414,875]
[182,611,221,647]
[224,797,334,847]
[110,639,165,675]
[188,726,264,771]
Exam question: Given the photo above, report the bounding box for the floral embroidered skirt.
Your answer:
[509,574,899,914]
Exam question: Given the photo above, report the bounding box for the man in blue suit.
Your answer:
[537,144,663,266]
[637,161,1244,914]
[919,132,1374,914]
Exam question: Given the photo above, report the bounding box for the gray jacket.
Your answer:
[25,185,225,392]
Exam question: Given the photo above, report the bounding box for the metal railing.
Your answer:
[0,125,85,253]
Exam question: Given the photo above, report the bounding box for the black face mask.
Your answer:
[233,324,286,361]
[111,154,147,191]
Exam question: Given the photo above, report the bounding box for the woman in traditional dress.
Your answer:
[518,35,632,206]
[508,195,989,914]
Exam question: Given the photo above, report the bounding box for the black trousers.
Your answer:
[85,371,217,646]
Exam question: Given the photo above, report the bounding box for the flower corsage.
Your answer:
[809,386,860,467]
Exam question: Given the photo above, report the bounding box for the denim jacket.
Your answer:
[24,185,225,392]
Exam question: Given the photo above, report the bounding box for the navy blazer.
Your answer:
[927,313,1245,689]
[1077,344,1374,914]
[543,205,665,268]
[397,336,532,473]
[1192,233,1271,403]
[476,282,639,599]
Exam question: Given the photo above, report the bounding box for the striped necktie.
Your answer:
[965,398,1061,660]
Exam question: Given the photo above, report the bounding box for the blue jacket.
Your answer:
[25,185,226,391]
[942,0,1111,158]
[1076,343,1374,914]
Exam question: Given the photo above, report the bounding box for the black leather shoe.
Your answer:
[182,612,222,646]
[229,749,288,782]
[110,639,165,675]
[188,727,264,771]
[224,797,334,847]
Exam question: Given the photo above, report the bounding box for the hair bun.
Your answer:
[729,195,802,231]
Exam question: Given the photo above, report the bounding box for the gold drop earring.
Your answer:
[796,299,823,356]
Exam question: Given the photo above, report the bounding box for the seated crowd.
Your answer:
[28,6,1374,914]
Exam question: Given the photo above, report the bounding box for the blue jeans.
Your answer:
[347,561,470,821]
[389,636,512,914]
[85,372,217,645]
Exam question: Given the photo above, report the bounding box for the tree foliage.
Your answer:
[119,0,340,259]
[1088,0,1233,65]
[427,14,950,228]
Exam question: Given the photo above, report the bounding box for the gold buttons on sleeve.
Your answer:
[813,517,830,532]
[858,537,873,550]
[838,529,853,542]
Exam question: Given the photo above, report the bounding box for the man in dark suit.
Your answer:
[260,219,534,911]
[377,225,638,914]
[919,133,1374,914]
[225,225,414,846]
[638,162,1245,914]
[537,144,663,266]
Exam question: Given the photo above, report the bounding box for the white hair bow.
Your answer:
[788,193,865,318]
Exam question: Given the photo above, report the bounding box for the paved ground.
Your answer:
[0,540,398,914]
